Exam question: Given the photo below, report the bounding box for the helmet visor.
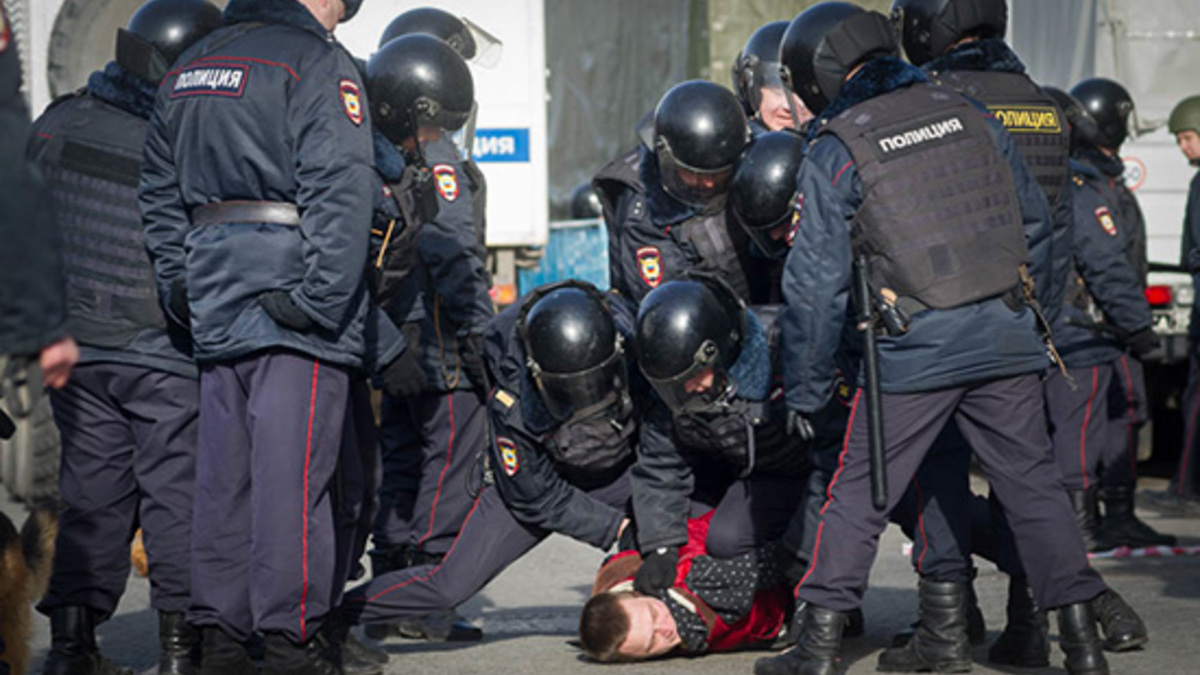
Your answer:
[461,17,504,68]
[657,144,734,213]
[643,338,730,414]
[447,101,479,158]
[535,350,629,423]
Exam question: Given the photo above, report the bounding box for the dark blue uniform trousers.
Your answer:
[1173,350,1200,499]
[334,378,381,600]
[188,350,348,643]
[797,374,1106,612]
[344,469,632,625]
[701,475,805,559]
[1103,354,1147,487]
[372,389,487,559]
[40,363,197,619]
[1047,363,1124,491]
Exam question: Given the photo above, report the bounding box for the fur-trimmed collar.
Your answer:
[373,127,406,182]
[727,311,770,402]
[924,38,1026,76]
[1076,146,1125,178]
[638,146,707,227]
[86,62,158,120]
[223,0,327,37]
[810,57,928,141]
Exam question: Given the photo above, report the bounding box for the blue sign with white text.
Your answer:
[473,128,530,163]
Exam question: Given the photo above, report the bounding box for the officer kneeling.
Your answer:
[755,4,1111,675]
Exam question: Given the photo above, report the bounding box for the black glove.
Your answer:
[459,332,489,399]
[633,547,678,595]
[1125,327,1160,358]
[259,290,314,331]
[381,347,427,398]
[167,278,190,328]
[788,410,815,441]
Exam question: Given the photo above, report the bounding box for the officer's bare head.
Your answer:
[579,591,681,662]
[298,0,354,31]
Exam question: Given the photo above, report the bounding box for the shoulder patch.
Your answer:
[1095,207,1117,237]
[494,388,516,409]
[497,436,520,477]
[636,246,662,288]
[0,5,10,54]
[339,79,363,126]
[170,63,250,99]
[433,164,459,201]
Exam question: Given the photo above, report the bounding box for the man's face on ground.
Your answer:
[1177,130,1200,163]
[759,86,812,131]
[616,595,681,660]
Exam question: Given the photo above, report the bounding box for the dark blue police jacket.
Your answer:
[140,0,375,367]
[782,57,1053,414]
[1185,172,1200,341]
[1051,158,1152,367]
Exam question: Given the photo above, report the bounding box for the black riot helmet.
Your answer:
[635,273,747,415]
[780,2,899,116]
[653,80,749,213]
[519,282,629,423]
[890,0,1008,66]
[367,34,475,146]
[732,21,790,115]
[343,0,364,22]
[115,0,222,83]
[569,182,603,220]
[730,131,807,259]
[379,7,502,67]
[1070,78,1138,151]
[1043,86,1100,152]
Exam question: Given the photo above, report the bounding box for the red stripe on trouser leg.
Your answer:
[915,478,928,573]
[1119,356,1138,476]
[419,394,457,547]
[797,389,862,595]
[300,359,319,640]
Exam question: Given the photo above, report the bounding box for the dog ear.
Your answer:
[20,501,61,600]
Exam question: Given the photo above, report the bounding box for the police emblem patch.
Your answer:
[433,164,460,201]
[0,5,10,54]
[339,79,363,126]
[497,437,519,477]
[1095,207,1118,237]
[636,246,662,288]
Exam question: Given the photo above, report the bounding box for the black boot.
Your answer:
[987,578,1049,668]
[890,581,984,648]
[198,627,257,675]
[1090,588,1148,651]
[1095,484,1176,550]
[388,551,483,642]
[1057,602,1109,675]
[877,580,971,673]
[1068,488,1102,552]
[363,547,409,641]
[261,632,340,675]
[158,612,201,675]
[321,608,387,675]
[754,604,847,675]
[41,606,132,675]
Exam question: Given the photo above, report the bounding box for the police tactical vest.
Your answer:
[935,69,1071,209]
[544,402,637,488]
[32,93,165,349]
[821,83,1028,310]
[670,212,754,302]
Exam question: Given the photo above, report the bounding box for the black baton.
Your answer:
[854,254,888,510]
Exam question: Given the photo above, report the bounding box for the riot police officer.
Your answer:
[140,1,373,673]
[755,5,1110,675]
[1149,95,1200,511]
[732,21,814,135]
[342,282,641,632]
[362,32,493,642]
[0,1,77,403]
[1057,78,1170,551]
[28,2,221,673]
[596,80,761,305]
[629,274,812,596]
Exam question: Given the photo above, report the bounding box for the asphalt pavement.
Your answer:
[3,476,1197,675]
